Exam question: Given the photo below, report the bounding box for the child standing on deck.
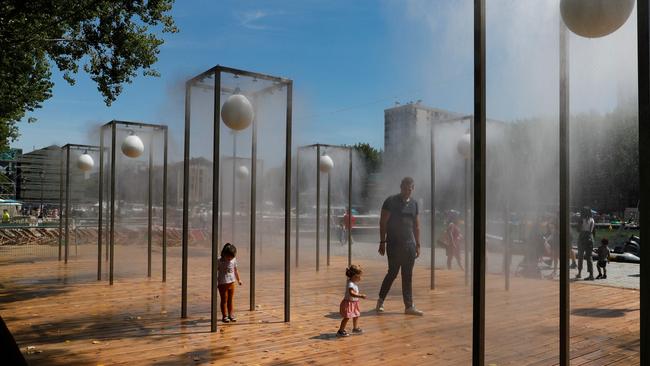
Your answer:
[337,264,366,337]
[596,238,611,280]
[218,243,242,323]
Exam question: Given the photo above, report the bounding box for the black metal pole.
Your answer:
[98,130,104,280]
[232,132,237,244]
[430,122,436,290]
[347,148,352,266]
[504,202,510,291]
[109,123,117,285]
[58,149,63,261]
[637,1,649,364]
[250,101,258,311]
[316,145,320,271]
[181,84,191,318]
[219,156,224,253]
[162,128,168,283]
[472,0,486,364]
[284,81,293,323]
[64,147,70,264]
[295,148,300,267]
[465,158,469,286]
[211,70,221,332]
[327,170,331,266]
[105,149,110,262]
[559,18,570,366]
[147,136,153,278]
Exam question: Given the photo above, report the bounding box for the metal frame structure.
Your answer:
[182,65,292,332]
[639,2,649,364]
[97,120,168,285]
[295,144,353,269]
[58,144,101,264]
[469,1,649,364]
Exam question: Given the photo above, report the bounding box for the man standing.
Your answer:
[376,177,423,315]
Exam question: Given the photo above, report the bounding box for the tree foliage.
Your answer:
[0,0,177,149]
[351,142,382,173]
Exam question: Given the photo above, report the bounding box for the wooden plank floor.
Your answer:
[0,244,639,365]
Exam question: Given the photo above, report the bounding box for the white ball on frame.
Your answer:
[121,134,145,158]
[221,94,254,131]
[319,154,334,173]
[236,165,250,180]
[560,0,635,38]
[77,153,94,172]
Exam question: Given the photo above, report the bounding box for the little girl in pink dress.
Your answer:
[337,264,366,337]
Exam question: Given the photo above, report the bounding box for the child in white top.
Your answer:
[337,264,366,337]
[217,243,242,323]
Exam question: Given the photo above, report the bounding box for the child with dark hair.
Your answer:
[218,243,242,323]
[337,264,366,337]
[596,238,610,280]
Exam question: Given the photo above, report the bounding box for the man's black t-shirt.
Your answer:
[382,194,418,246]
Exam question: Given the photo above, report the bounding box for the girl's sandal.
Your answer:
[336,330,350,337]
[352,328,363,335]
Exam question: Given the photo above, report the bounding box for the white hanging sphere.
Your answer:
[236,165,249,180]
[319,155,334,173]
[121,134,145,158]
[560,0,635,38]
[221,94,254,131]
[457,133,471,159]
[77,153,94,172]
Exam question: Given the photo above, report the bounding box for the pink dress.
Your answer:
[339,280,361,318]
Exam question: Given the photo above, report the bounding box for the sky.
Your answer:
[14,0,639,158]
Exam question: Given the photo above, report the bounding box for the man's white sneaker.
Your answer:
[375,300,385,313]
[405,306,423,316]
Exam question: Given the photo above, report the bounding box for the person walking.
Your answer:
[376,177,423,316]
[576,207,595,281]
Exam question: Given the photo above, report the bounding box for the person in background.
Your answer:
[576,207,595,281]
[2,209,10,223]
[342,209,356,245]
[596,238,610,280]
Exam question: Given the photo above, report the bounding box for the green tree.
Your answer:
[352,142,382,173]
[0,1,178,149]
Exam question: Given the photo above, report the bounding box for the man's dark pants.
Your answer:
[379,242,416,308]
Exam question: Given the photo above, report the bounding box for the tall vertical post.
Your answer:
[162,128,168,283]
[181,85,191,318]
[284,81,293,322]
[559,18,570,366]
[347,148,352,266]
[504,202,510,291]
[105,149,110,262]
[327,170,331,266]
[211,70,221,332]
[250,100,258,311]
[109,123,117,285]
[316,145,321,271]
[58,149,64,261]
[430,122,436,289]
[295,148,300,267]
[64,147,70,263]
[472,0,486,364]
[231,133,237,244]
[465,158,469,286]
[218,157,224,253]
[638,1,649,363]
[98,132,105,280]
[147,136,153,278]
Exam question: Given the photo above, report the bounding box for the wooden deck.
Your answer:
[0,244,640,365]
